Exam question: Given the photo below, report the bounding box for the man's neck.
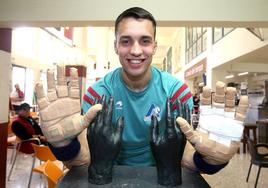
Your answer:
[122,69,151,92]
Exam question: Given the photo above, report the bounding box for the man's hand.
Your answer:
[150,98,188,186]
[87,95,124,185]
[35,66,102,147]
[177,81,248,174]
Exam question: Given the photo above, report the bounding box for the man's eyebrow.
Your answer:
[118,35,131,40]
[119,35,153,40]
[141,36,153,40]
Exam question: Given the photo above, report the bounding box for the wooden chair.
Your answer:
[246,136,268,188]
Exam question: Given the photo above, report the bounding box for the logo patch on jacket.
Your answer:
[144,104,160,121]
[115,101,123,109]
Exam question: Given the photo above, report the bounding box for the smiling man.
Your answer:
[81,7,193,166]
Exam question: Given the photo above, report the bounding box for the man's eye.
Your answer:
[120,39,130,45]
[141,39,152,45]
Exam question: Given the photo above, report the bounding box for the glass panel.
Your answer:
[186,29,189,49]
[213,27,222,43]
[197,28,202,38]
[192,42,197,58]
[197,38,202,55]
[203,34,207,51]
[188,28,193,46]
[223,28,234,35]
[193,28,197,41]
[188,48,192,61]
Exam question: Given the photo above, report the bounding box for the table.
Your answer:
[57,165,210,188]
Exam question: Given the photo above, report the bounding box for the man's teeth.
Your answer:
[130,60,142,64]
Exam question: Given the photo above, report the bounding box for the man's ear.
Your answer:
[153,41,158,55]
[114,40,118,54]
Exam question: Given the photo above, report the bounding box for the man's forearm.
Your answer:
[48,130,90,168]
[10,97,23,102]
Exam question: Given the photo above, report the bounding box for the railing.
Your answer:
[247,28,264,41]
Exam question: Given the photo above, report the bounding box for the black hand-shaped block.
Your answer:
[87,95,124,185]
[150,98,188,186]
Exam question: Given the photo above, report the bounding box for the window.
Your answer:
[213,27,222,43]
[12,65,34,106]
[185,27,207,63]
[12,65,26,92]
[212,27,235,44]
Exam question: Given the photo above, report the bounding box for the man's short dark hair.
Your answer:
[19,103,31,111]
[115,7,157,39]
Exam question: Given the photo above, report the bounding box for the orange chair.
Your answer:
[43,160,64,188]
[7,120,17,163]
[7,138,41,188]
[31,143,64,174]
[30,111,38,117]
[31,143,57,161]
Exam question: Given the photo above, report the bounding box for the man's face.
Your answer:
[18,109,30,117]
[15,84,19,90]
[114,17,157,79]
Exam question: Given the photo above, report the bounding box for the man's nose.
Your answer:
[130,41,142,56]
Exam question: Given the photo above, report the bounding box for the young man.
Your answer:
[11,103,46,153]
[81,7,193,166]
[35,7,248,178]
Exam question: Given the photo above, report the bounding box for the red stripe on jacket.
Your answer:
[83,95,94,105]
[171,84,188,103]
[171,92,192,110]
[172,92,192,110]
[181,92,192,103]
[88,87,101,101]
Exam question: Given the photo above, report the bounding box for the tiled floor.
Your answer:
[6,148,47,188]
[5,147,268,188]
[202,152,268,188]
[5,148,67,188]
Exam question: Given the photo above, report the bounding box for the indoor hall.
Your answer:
[1,1,265,187]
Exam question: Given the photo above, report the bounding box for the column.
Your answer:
[0,28,12,188]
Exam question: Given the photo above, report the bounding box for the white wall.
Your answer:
[0,51,11,123]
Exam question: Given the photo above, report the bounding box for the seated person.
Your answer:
[11,103,47,154]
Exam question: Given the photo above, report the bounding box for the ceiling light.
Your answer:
[225,75,234,79]
[238,72,248,76]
